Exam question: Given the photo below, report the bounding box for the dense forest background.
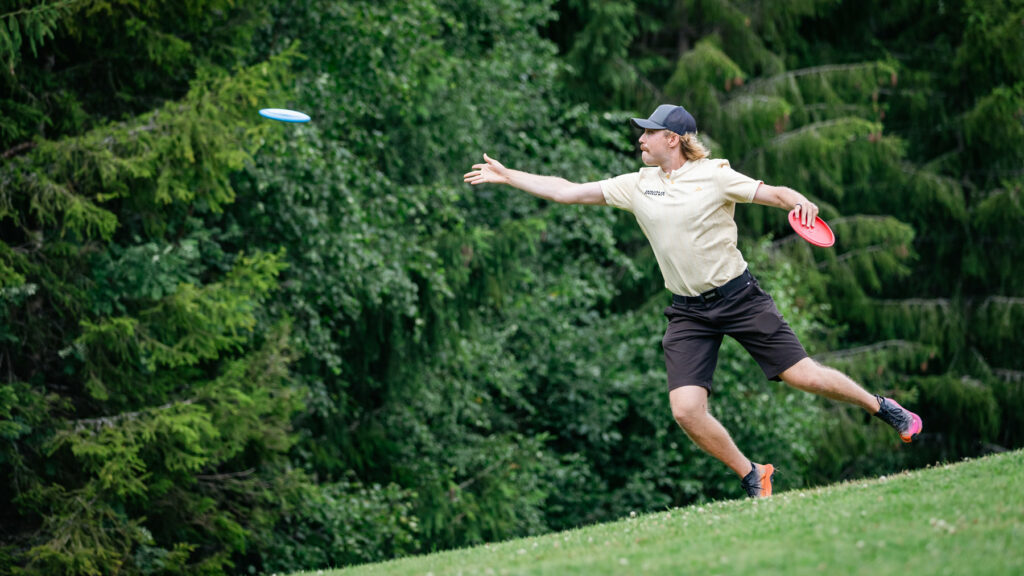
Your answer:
[1,0,1021,574]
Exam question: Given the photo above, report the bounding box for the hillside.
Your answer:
[300,450,1023,576]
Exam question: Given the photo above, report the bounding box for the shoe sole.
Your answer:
[760,464,775,497]
[901,413,923,443]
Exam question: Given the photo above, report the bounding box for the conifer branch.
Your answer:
[2,141,36,158]
[817,245,886,269]
[980,442,1009,453]
[994,369,1024,382]
[196,468,255,482]
[0,0,84,69]
[769,118,856,144]
[979,296,1024,308]
[0,0,80,21]
[72,399,196,431]
[736,62,888,94]
[770,234,803,248]
[613,56,666,102]
[453,457,509,496]
[877,298,951,308]
[815,339,919,361]
[830,215,893,225]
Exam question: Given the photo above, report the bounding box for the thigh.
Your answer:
[725,286,808,380]
[663,306,724,393]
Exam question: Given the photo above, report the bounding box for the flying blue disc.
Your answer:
[259,108,311,123]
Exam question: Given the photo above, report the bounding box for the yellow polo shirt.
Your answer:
[600,158,761,297]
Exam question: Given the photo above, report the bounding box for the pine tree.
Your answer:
[552,0,1024,477]
[781,0,1024,468]
[0,2,319,573]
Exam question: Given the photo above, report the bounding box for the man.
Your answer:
[463,104,923,499]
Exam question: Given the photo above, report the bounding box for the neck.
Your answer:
[661,156,686,174]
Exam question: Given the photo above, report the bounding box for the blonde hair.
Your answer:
[678,132,709,161]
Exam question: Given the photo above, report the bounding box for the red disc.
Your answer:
[788,211,835,247]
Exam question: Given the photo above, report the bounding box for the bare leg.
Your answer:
[669,385,756,478]
[778,357,879,412]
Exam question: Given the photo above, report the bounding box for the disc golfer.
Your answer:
[464,104,923,498]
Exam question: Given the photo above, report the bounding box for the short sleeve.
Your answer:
[712,160,761,204]
[600,172,640,212]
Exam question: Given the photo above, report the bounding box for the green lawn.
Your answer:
[291,450,1024,576]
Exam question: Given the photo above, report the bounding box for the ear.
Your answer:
[666,131,681,148]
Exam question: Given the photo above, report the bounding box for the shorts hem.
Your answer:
[765,352,810,382]
[667,380,714,393]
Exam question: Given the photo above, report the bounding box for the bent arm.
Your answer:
[752,183,819,227]
[464,153,606,205]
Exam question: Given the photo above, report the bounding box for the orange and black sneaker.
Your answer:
[741,462,775,499]
[874,395,923,443]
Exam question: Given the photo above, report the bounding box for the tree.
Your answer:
[551,0,1024,477]
[0,2,325,574]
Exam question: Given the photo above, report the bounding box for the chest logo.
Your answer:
[643,189,666,197]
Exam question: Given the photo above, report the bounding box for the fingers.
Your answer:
[465,154,502,186]
[793,202,819,228]
[483,153,504,170]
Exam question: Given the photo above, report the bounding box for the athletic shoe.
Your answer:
[874,395,923,443]
[741,462,775,499]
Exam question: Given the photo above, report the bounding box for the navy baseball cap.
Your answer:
[631,104,697,135]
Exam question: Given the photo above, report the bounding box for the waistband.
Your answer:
[672,269,754,306]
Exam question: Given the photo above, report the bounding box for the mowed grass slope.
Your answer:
[294,450,1024,576]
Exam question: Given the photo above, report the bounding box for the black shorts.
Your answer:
[662,270,808,393]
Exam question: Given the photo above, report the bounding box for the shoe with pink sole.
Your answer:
[874,395,923,443]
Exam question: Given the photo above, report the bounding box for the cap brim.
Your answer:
[631,118,665,130]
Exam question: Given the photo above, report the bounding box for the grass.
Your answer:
[290,450,1024,576]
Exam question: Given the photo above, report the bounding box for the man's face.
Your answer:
[638,128,673,166]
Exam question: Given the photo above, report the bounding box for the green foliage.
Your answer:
[915,374,1001,456]
[954,0,1024,96]
[963,83,1024,182]
[991,375,1024,448]
[16,324,300,575]
[3,0,1022,574]
[253,472,419,572]
[966,185,1023,294]
[970,296,1024,371]
[665,36,748,134]
[563,0,638,105]
[228,0,643,557]
[0,0,280,151]
[0,0,82,143]
[0,46,296,244]
[1,1,312,574]
[0,1,78,73]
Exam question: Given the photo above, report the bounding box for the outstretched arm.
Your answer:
[752,183,819,227]
[463,153,606,206]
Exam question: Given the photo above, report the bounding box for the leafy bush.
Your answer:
[252,472,418,573]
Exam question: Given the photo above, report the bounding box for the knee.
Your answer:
[782,360,827,391]
[671,399,706,430]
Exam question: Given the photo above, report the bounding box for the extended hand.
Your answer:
[793,200,819,228]
[463,153,510,185]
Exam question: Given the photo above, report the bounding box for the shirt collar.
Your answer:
[663,160,699,179]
